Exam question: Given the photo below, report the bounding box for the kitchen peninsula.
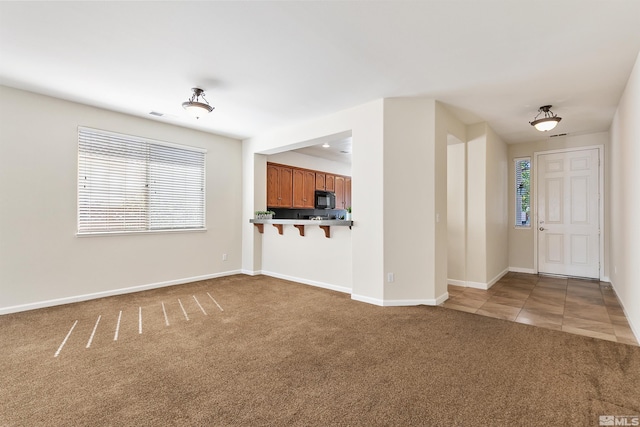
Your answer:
[250,218,353,238]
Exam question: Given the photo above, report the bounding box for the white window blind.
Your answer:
[515,157,531,227]
[78,127,206,234]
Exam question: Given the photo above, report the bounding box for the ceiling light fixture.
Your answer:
[182,88,214,119]
[322,143,330,148]
[530,105,562,132]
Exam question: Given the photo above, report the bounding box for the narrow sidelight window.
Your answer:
[78,127,206,235]
[515,157,531,227]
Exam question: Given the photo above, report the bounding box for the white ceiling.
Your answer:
[1,1,639,147]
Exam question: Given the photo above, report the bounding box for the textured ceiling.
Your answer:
[1,1,639,145]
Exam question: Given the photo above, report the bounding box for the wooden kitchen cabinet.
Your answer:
[267,164,293,208]
[345,177,351,210]
[325,174,335,192]
[268,162,350,210]
[315,173,335,191]
[334,175,345,210]
[293,169,316,208]
[315,173,325,191]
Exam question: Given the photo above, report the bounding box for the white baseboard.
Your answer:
[241,269,262,276]
[259,270,351,294]
[488,268,509,288]
[465,281,489,290]
[351,293,384,306]
[352,292,449,307]
[447,279,466,287]
[447,268,509,291]
[608,279,640,344]
[0,270,242,315]
[509,267,536,274]
[601,276,611,283]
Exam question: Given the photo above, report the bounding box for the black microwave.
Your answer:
[315,190,336,209]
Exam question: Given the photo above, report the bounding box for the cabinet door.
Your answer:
[292,169,306,208]
[266,164,280,207]
[325,174,335,192]
[303,170,316,208]
[315,173,326,190]
[279,167,293,207]
[334,175,345,209]
[345,177,352,210]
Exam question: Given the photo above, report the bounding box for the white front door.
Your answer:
[537,148,600,278]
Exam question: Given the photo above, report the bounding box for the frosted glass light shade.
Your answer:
[182,102,213,118]
[532,117,561,132]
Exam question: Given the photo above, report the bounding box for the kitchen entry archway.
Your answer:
[534,146,604,279]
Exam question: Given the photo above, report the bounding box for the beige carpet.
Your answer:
[1,275,638,426]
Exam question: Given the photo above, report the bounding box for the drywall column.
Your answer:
[382,99,438,304]
[464,123,508,288]
[241,152,265,274]
[466,123,488,287]
[381,100,466,304]
[447,141,466,284]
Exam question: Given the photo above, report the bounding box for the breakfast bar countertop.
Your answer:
[250,218,353,238]
[250,218,353,226]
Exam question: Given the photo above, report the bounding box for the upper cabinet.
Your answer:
[334,175,345,210]
[268,162,350,210]
[345,177,352,210]
[267,164,293,208]
[315,173,335,191]
[293,169,316,209]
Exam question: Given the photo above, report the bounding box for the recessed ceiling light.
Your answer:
[322,143,330,148]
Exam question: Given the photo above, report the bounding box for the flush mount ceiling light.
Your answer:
[322,142,330,148]
[182,88,214,119]
[530,105,562,132]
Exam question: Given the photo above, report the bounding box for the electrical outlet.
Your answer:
[222,253,227,261]
[387,272,394,283]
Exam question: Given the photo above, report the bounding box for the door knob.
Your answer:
[539,227,545,231]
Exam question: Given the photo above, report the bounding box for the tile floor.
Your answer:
[441,272,638,346]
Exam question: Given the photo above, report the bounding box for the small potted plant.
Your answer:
[255,210,275,220]
[345,206,352,221]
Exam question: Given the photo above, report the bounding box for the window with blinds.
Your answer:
[515,157,531,228]
[78,127,206,234]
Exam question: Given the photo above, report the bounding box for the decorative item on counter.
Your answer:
[254,210,275,220]
[345,206,352,221]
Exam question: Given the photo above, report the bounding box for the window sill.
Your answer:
[76,228,207,237]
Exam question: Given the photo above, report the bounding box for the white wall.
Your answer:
[507,132,609,274]
[0,86,243,313]
[267,151,351,176]
[447,142,466,284]
[609,51,640,338]
[460,122,508,288]
[485,125,509,283]
[383,98,438,303]
[261,224,352,292]
[466,123,488,285]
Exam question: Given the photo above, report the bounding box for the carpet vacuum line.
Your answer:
[86,315,101,348]
[54,320,77,358]
[193,295,207,315]
[207,292,224,312]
